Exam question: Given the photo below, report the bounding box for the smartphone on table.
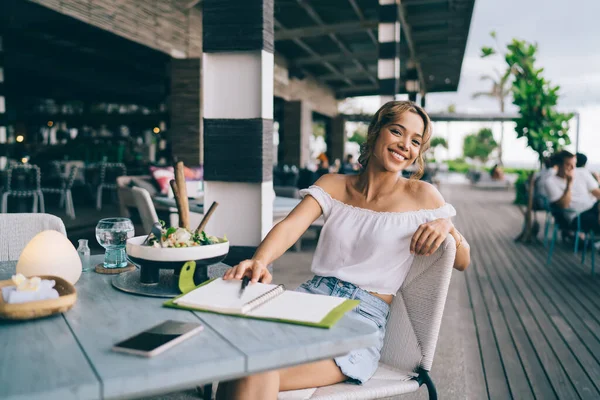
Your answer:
[112,320,204,357]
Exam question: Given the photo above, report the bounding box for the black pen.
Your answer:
[239,276,250,298]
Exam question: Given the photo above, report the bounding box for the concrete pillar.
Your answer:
[202,0,274,265]
[0,34,6,144]
[170,58,202,166]
[378,0,400,104]
[420,94,426,108]
[281,100,312,168]
[328,115,346,165]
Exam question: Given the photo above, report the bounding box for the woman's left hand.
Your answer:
[410,218,453,256]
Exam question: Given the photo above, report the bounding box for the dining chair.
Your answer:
[278,237,457,400]
[0,213,66,261]
[546,205,582,265]
[1,164,45,214]
[581,230,597,276]
[96,162,127,210]
[42,164,79,219]
[131,186,159,234]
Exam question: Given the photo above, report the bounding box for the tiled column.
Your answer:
[0,34,6,144]
[202,0,274,265]
[378,0,400,105]
[170,59,202,166]
[281,100,311,168]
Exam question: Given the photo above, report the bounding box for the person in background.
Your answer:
[577,152,600,183]
[533,156,557,210]
[490,164,505,181]
[341,154,358,174]
[545,150,600,233]
[316,153,330,178]
[330,158,341,173]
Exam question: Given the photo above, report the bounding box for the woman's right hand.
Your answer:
[222,259,272,284]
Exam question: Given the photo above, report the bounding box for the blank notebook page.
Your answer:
[249,291,345,323]
[174,278,278,313]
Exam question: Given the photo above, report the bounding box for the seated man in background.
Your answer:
[533,156,557,210]
[545,150,600,233]
[577,152,600,184]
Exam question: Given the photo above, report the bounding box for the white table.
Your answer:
[0,255,378,400]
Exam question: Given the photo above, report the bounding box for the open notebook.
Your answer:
[164,278,359,328]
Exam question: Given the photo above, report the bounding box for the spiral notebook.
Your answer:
[164,278,359,329]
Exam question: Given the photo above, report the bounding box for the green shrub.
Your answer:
[446,159,471,174]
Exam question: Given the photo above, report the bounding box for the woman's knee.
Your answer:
[217,371,280,400]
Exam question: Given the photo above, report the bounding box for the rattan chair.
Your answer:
[279,237,456,400]
[1,164,45,214]
[0,213,67,261]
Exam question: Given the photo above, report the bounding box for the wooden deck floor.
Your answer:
[446,185,600,400]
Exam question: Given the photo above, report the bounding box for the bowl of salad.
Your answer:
[126,224,229,284]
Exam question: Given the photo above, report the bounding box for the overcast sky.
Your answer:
[348,0,600,167]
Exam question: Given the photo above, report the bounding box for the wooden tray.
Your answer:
[0,276,77,320]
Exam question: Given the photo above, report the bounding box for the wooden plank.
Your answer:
[518,244,600,361]
[466,234,536,398]
[193,312,379,373]
[449,186,600,399]
[462,211,560,399]
[483,202,600,396]
[463,262,511,399]
[62,255,245,400]
[453,269,488,400]
[0,263,100,400]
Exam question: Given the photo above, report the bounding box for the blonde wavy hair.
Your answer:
[358,101,432,180]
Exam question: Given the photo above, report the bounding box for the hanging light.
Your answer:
[153,127,160,134]
[16,135,24,143]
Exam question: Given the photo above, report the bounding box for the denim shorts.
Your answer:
[295,275,390,384]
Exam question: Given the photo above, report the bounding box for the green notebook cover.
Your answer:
[163,263,359,329]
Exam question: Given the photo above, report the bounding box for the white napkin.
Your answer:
[1,279,59,304]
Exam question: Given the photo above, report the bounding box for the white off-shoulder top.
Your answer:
[299,185,457,295]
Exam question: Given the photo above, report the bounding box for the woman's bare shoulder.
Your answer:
[404,180,446,208]
[313,173,352,199]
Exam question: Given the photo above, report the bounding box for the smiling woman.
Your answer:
[359,101,432,179]
[218,100,471,400]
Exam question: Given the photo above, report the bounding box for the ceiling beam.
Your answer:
[415,37,465,46]
[294,50,377,66]
[293,0,377,85]
[275,20,378,41]
[403,0,449,5]
[410,14,466,27]
[347,0,378,46]
[336,84,377,94]
[275,18,354,86]
[412,31,463,41]
[321,70,376,81]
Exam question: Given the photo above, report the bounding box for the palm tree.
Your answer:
[472,69,511,165]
